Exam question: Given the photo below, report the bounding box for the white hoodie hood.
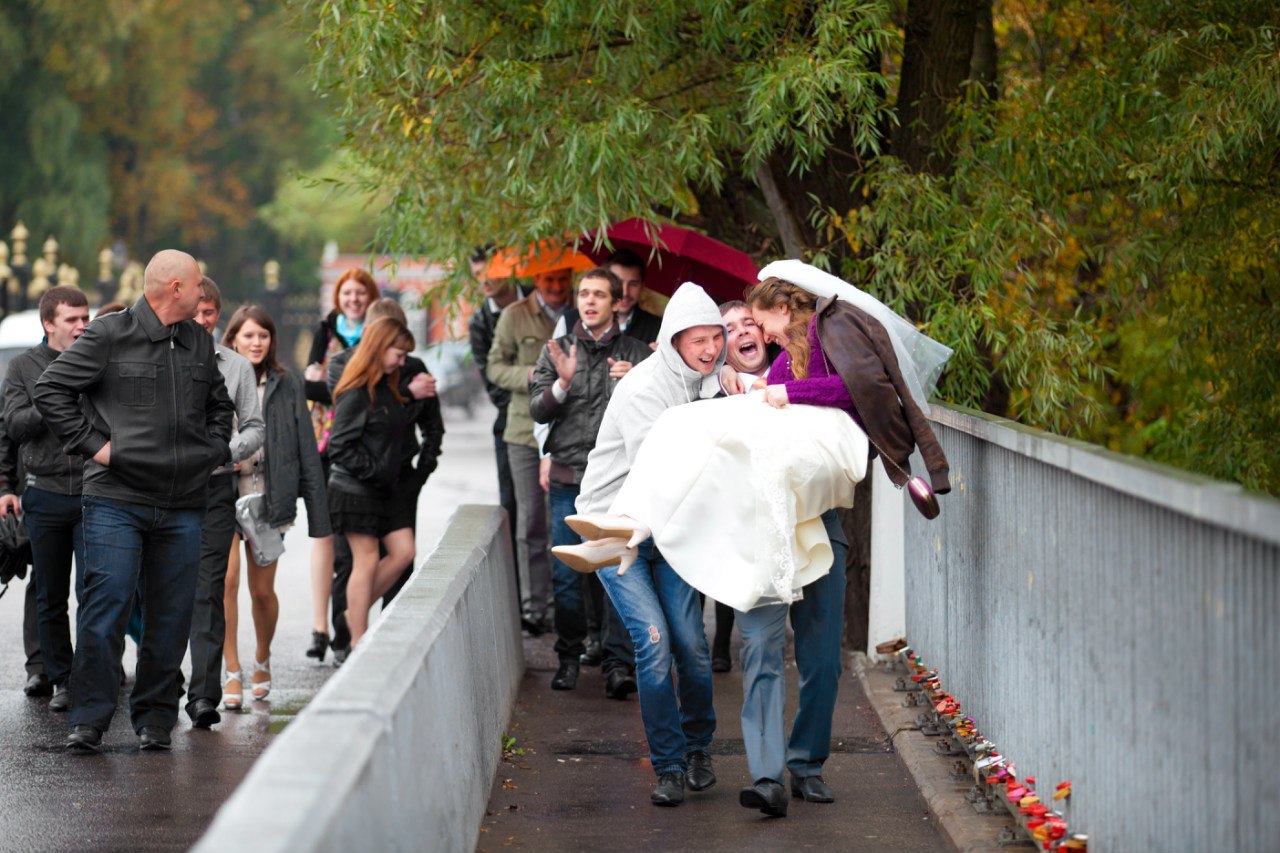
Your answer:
[576,282,726,515]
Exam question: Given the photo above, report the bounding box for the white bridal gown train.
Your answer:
[608,392,869,611]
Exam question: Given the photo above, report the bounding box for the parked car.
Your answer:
[0,310,45,393]
[414,340,485,418]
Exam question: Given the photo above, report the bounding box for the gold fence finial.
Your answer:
[11,221,28,266]
[29,256,52,299]
[264,259,280,291]
[98,247,113,281]
[58,263,80,287]
[43,234,58,266]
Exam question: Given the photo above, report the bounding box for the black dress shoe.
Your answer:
[65,725,103,754]
[24,672,52,697]
[521,615,546,636]
[651,771,685,806]
[791,774,835,803]
[604,668,637,700]
[711,656,732,673]
[138,725,171,751]
[48,684,71,712]
[305,631,330,661]
[579,637,603,667]
[685,750,716,791]
[739,778,788,817]
[550,661,579,690]
[187,698,221,729]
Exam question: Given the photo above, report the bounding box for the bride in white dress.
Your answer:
[557,259,952,612]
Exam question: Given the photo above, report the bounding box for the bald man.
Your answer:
[35,249,235,754]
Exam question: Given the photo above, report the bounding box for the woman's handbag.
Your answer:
[236,465,286,565]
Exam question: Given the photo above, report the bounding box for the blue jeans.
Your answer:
[598,540,715,775]
[737,509,847,782]
[70,495,205,733]
[22,487,86,687]
[549,482,587,661]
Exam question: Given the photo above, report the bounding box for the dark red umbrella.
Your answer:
[581,219,759,302]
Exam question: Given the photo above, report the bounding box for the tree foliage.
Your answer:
[0,0,336,297]
[305,0,1279,493]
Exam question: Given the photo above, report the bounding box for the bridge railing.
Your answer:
[886,403,1280,853]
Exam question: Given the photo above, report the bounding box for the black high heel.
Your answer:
[305,630,330,661]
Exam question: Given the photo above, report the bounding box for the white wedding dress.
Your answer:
[609,392,869,611]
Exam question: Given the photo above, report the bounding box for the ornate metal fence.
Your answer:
[903,403,1280,852]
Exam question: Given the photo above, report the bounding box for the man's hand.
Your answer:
[538,456,551,493]
[607,358,632,380]
[304,363,325,383]
[93,441,112,466]
[548,341,578,390]
[763,385,789,408]
[0,494,19,518]
[719,365,744,396]
[409,372,438,399]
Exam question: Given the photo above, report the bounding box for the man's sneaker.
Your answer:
[651,771,685,806]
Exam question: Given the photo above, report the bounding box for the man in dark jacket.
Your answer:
[0,285,90,711]
[34,249,235,754]
[530,267,650,693]
[184,276,264,728]
[466,248,527,618]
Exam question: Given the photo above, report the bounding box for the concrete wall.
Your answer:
[192,505,523,853]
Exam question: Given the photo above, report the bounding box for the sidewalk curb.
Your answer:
[851,652,1029,853]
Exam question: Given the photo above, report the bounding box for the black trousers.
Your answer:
[24,486,85,686]
[24,579,43,677]
[185,475,237,708]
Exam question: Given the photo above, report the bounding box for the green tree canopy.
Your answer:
[304,0,1280,493]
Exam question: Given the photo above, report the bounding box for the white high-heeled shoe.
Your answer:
[565,514,651,548]
[552,537,639,574]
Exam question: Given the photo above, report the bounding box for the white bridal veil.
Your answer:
[757,259,953,414]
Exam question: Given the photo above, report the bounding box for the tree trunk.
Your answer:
[971,0,998,101]
[893,0,981,175]
[754,157,811,259]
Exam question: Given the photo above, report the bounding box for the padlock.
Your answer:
[1053,781,1072,801]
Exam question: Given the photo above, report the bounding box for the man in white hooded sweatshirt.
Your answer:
[573,282,725,807]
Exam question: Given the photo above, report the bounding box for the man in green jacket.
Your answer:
[486,267,571,633]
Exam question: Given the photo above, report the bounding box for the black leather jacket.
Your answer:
[1,343,84,496]
[529,322,653,485]
[260,368,331,536]
[33,296,235,509]
[327,378,413,498]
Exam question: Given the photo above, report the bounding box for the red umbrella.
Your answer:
[581,219,759,302]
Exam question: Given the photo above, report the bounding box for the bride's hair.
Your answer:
[746,277,818,379]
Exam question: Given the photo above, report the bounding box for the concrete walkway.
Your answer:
[478,627,951,853]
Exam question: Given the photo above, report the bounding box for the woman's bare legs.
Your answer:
[371,528,416,601]
[222,535,244,706]
[344,533,381,646]
[247,550,280,698]
[309,535,334,635]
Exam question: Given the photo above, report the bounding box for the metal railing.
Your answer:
[904,404,1280,853]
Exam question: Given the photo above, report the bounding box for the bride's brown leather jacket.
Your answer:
[814,296,951,494]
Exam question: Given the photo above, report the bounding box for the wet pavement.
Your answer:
[478,627,951,852]
[0,400,497,853]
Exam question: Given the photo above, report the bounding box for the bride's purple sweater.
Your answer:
[766,317,865,428]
